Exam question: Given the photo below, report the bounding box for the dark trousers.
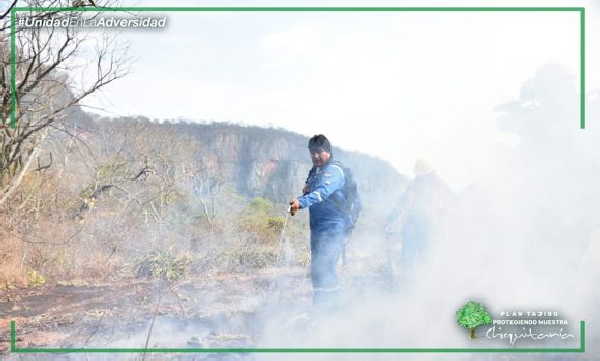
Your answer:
[310,226,345,307]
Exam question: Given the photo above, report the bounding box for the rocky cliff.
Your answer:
[168,121,408,204]
[78,116,408,207]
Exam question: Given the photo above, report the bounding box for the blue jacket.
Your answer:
[297,160,347,234]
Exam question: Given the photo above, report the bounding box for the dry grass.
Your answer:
[0,230,28,288]
[0,167,311,291]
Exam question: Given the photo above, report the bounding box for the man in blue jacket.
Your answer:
[289,134,347,308]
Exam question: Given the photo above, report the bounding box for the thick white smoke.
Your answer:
[254,64,599,361]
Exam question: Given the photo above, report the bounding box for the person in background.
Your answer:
[384,159,454,287]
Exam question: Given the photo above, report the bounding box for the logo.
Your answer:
[456,301,492,339]
[456,300,577,346]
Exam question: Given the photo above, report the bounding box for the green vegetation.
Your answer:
[135,248,191,282]
[0,119,401,288]
[27,270,46,288]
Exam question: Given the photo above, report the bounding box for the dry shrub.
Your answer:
[135,248,191,282]
[0,230,27,288]
[0,170,74,287]
[216,243,279,271]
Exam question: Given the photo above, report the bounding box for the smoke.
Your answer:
[251,64,600,361]
[6,65,599,361]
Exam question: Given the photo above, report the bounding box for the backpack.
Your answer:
[328,160,362,234]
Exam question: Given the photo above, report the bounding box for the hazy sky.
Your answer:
[80,0,596,189]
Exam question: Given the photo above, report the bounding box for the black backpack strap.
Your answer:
[305,166,316,183]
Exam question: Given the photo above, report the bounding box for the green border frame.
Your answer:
[9,6,586,128]
[9,320,585,353]
[7,6,588,354]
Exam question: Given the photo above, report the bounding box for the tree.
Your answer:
[456,301,492,339]
[0,0,129,206]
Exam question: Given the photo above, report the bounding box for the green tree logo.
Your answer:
[456,301,492,339]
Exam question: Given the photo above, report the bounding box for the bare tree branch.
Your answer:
[0,129,48,205]
[1,2,130,195]
[0,0,19,20]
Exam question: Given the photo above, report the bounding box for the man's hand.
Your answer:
[289,199,301,216]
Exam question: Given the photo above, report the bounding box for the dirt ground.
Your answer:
[0,268,312,359]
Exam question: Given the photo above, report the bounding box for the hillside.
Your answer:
[0,113,410,356]
[87,116,408,203]
[2,112,408,287]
